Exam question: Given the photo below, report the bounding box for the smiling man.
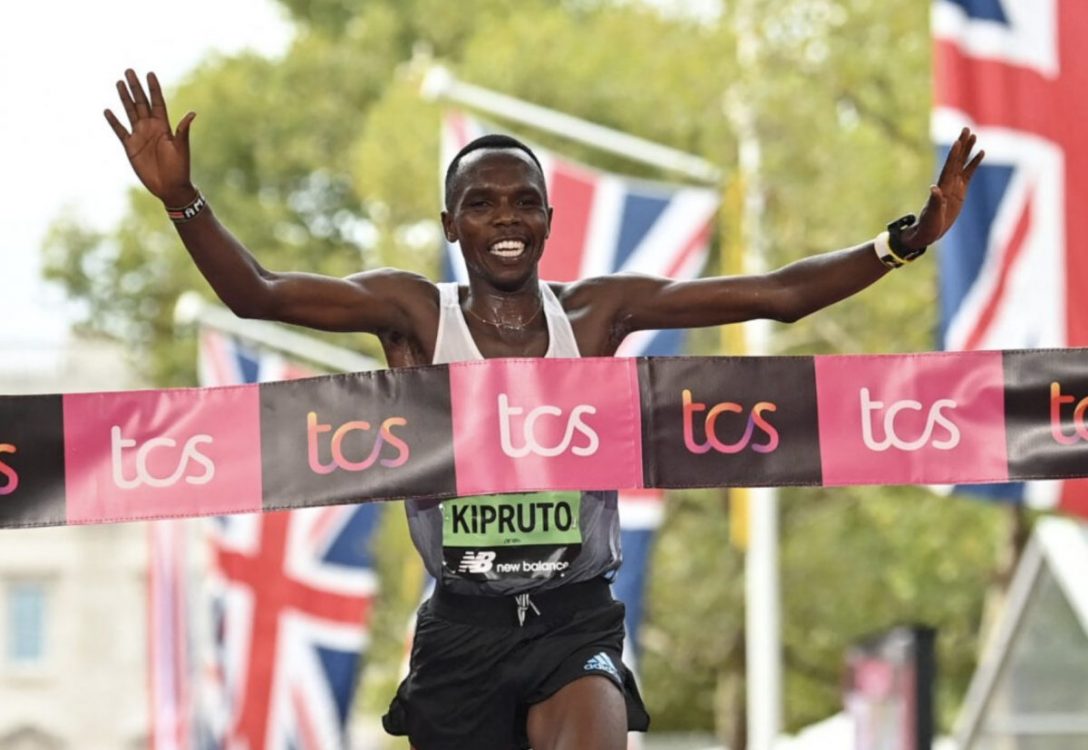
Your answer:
[106,69,982,750]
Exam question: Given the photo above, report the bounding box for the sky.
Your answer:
[0,0,723,376]
[0,0,294,369]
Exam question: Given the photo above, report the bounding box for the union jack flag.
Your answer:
[934,0,1088,513]
[149,518,194,750]
[441,111,720,645]
[189,329,381,750]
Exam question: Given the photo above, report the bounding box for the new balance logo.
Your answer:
[457,550,497,574]
[583,651,619,679]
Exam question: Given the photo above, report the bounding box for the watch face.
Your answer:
[888,213,923,258]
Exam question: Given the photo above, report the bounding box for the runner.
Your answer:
[105,69,983,750]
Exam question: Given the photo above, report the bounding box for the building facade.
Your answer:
[0,337,149,750]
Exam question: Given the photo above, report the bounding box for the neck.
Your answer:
[465,274,544,329]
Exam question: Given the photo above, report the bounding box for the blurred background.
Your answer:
[2,1,1086,749]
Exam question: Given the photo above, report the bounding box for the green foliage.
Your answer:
[778,486,1006,730]
[640,489,744,731]
[356,504,428,717]
[43,0,1013,739]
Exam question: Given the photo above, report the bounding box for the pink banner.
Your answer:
[449,358,644,495]
[0,349,1086,529]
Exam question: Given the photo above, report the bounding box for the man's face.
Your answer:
[442,149,552,291]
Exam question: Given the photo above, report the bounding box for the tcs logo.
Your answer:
[681,389,779,454]
[1050,382,1088,444]
[0,444,17,495]
[64,387,263,522]
[306,411,410,474]
[859,388,960,452]
[815,352,1006,486]
[111,426,215,489]
[497,394,599,458]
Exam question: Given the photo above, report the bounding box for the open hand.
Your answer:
[901,127,985,250]
[104,69,197,207]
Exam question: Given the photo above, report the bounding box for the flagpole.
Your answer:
[421,66,722,185]
[728,1,783,747]
[174,292,381,373]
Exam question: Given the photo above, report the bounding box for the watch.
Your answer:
[876,214,927,269]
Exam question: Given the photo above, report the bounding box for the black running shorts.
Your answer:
[382,577,650,749]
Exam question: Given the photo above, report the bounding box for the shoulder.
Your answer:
[346,268,439,304]
[346,266,436,288]
[552,273,667,312]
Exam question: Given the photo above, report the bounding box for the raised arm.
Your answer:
[600,128,984,333]
[104,69,428,334]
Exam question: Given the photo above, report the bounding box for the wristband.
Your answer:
[873,231,904,269]
[874,214,926,269]
[166,192,207,223]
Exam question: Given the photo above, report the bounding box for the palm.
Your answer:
[904,127,984,249]
[105,70,196,205]
[124,121,181,194]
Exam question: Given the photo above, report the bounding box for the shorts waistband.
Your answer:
[430,577,613,628]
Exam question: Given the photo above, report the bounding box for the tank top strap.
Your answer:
[539,282,581,358]
[433,282,483,364]
[437,281,460,308]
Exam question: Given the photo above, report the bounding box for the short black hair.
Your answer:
[443,134,545,209]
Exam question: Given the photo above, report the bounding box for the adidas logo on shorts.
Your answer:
[583,651,619,679]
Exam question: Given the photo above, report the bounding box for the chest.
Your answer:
[462,320,551,358]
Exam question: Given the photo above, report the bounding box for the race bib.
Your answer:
[441,491,583,582]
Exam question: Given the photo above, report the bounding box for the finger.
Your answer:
[964,149,985,181]
[937,139,961,185]
[103,109,130,142]
[961,133,977,167]
[147,72,172,129]
[125,68,151,119]
[924,185,945,216]
[116,79,138,127]
[916,187,947,237]
[175,111,196,148]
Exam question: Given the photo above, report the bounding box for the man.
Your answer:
[106,69,982,750]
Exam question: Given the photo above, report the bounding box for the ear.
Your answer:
[545,205,554,239]
[440,210,456,243]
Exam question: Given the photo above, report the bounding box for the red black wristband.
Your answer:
[166,192,207,223]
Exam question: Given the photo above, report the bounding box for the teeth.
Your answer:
[490,240,526,258]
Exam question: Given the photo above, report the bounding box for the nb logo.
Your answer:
[497,394,599,458]
[306,412,410,475]
[0,443,18,496]
[859,388,960,452]
[1050,382,1088,445]
[111,426,215,489]
[681,389,779,454]
[458,550,497,574]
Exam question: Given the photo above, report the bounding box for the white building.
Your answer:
[0,336,149,750]
[954,517,1088,750]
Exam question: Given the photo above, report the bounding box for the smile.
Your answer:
[490,239,527,259]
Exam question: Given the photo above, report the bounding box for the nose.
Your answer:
[492,199,520,225]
